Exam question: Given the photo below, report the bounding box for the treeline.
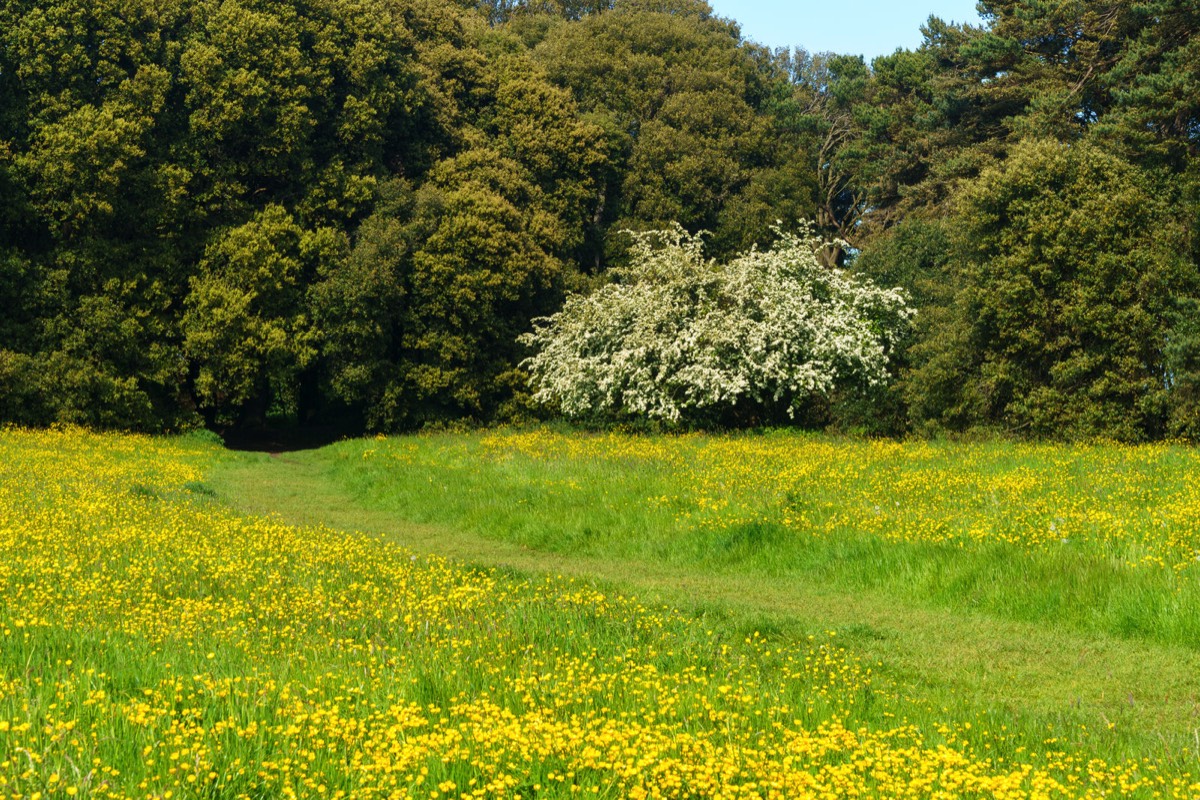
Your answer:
[0,0,1197,440]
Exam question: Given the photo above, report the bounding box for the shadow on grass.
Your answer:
[220,423,358,453]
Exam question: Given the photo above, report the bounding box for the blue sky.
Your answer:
[705,1,984,61]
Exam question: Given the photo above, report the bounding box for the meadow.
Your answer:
[2,427,1200,798]
[246,429,1200,644]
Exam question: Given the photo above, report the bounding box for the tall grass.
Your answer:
[308,429,1200,648]
[4,428,1200,798]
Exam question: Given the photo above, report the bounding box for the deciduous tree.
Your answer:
[521,225,912,424]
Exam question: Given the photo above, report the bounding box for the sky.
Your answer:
[705,1,984,61]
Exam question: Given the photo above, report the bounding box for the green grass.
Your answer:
[219,430,1200,645]
[209,428,1200,767]
[16,428,1200,797]
[1,430,888,797]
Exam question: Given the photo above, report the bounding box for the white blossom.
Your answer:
[519,223,915,422]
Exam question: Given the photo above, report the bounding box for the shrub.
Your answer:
[520,224,913,424]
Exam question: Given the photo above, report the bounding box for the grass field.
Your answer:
[276,429,1200,642]
[3,427,1200,798]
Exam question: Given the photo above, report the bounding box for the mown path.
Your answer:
[211,452,1200,760]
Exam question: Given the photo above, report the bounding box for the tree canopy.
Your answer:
[1,0,1199,440]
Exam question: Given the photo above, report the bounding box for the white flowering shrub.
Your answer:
[519,224,915,423]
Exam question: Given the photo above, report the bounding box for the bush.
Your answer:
[520,224,913,425]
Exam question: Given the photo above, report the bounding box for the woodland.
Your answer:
[1,0,1198,440]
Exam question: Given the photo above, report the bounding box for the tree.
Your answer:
[520,224,913,424]
[846,217,957,434]
[307,181,412,430]
[3,0,1198,439]
[1099,1,1200,171]
[910,138,1198,440]
[531,0,799,262]
[777,50,877,264]
[397,147,570,425]
[0,0,468,430]
[182,205,343,426]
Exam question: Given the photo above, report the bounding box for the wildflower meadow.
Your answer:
[2,428,1200,798]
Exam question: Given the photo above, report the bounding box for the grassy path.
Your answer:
[212,451,1200,761]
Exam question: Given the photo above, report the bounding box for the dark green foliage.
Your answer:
[1164,297,1200,439]
[0,0,604,430]
[182,205,341,426]
[1098,2,1200,171]
[2,0,1200,438]
[531,0,803,261]
[398,148,567,425]
[908,139,1198,440]
[308,183,412,429]
[847,218,956,434]
[0,0,435,429]
[835,0,1200,439]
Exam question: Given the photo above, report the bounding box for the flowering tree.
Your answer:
[520,224,914,423]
